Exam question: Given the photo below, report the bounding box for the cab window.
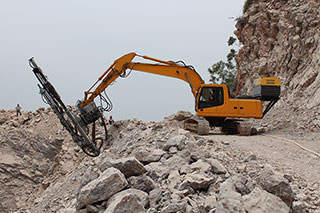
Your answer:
[198,87,224,109]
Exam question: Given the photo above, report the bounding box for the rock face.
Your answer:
[0,109,64,212]
[234,0,320,130]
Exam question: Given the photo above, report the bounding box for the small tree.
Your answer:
[208,36,238,94]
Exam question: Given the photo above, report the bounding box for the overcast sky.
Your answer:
[0,0,245,121]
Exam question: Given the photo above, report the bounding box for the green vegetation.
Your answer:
[208,36,238,94]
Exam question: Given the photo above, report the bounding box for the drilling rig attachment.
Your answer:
[29,58,105,157]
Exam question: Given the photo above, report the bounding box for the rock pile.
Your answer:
[16,111,318,213]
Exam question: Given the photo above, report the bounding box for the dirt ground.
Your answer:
[204,129,320,189]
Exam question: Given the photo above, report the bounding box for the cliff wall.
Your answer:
[234,0,320,129]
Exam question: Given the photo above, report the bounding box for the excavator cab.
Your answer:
[198,86,224,109]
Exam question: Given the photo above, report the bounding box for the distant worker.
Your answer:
[15,104,22,116]
[109,115,114,125]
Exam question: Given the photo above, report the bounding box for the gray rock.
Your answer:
[216,179,245,213]
[77,167,128,210]
[134,148,166,163]
[185,204,193,213]
[86,204,100,213]
[258,166,295,207]
[0,115,7,125]
[76,167,101,198]
[163,135,185,151]
[292,201,309,213]
[111,157,147,178]
[207,159,227,174]
[244,154,257,162]
[189,159,212,174]
[180,163,192,174]
[167,170,183,192]
[104,189,148,213]
[231,175,251,195]
[145,162,170,180]
[204,195,217,212]
[172,111,193,121]
[128,175,156,193]
[161,154,190,172]
[161,202,186,213]
[149,187,162,208]
[147,208,158,213]
[168,146,178,154]
[96,155,113,172]
[180,173,215,191]
[243,187,290,213]
[185,196,206,212]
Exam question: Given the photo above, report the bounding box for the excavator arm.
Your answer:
[81,52,204,108]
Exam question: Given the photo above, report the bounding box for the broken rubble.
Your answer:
[258,165,295,207]
[111,157,147,178]
[76,167,128,209]
[104,189,148,213]
[207,158,227,174]
[216,178,245,213]
[180,172,216,191]
[162,134,185,151]
[204,194,217,212]
[1,109,319,212]
[160,201,186,213]
[243,187,290,213]
[134,148,166,164]
[127,174,156,193]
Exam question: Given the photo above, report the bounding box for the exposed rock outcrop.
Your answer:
[235,0,320,131]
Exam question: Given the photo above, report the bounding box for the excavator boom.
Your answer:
[82,52,204,108]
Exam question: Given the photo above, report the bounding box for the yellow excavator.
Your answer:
[29,52,280,156]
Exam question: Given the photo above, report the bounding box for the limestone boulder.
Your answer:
[104,189,148,213]
[207,159,227,174]
[216,179,245,213]
[180,173,216,191]
[258,166,295,207]
[77,167,128,209]
[128,175,156,193]
[163,135,185,151]
[111,157,147,178]
[243,187,290,213]
[134,148,166,164]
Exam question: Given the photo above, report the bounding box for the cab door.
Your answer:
[196,86,224,114]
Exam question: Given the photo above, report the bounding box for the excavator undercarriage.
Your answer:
[184,117,253,136]
[184,117,210,135]
[220,119,252,136]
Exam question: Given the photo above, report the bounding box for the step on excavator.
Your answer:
[29,52,280,157]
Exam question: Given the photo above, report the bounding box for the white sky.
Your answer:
[0,0,245,121]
